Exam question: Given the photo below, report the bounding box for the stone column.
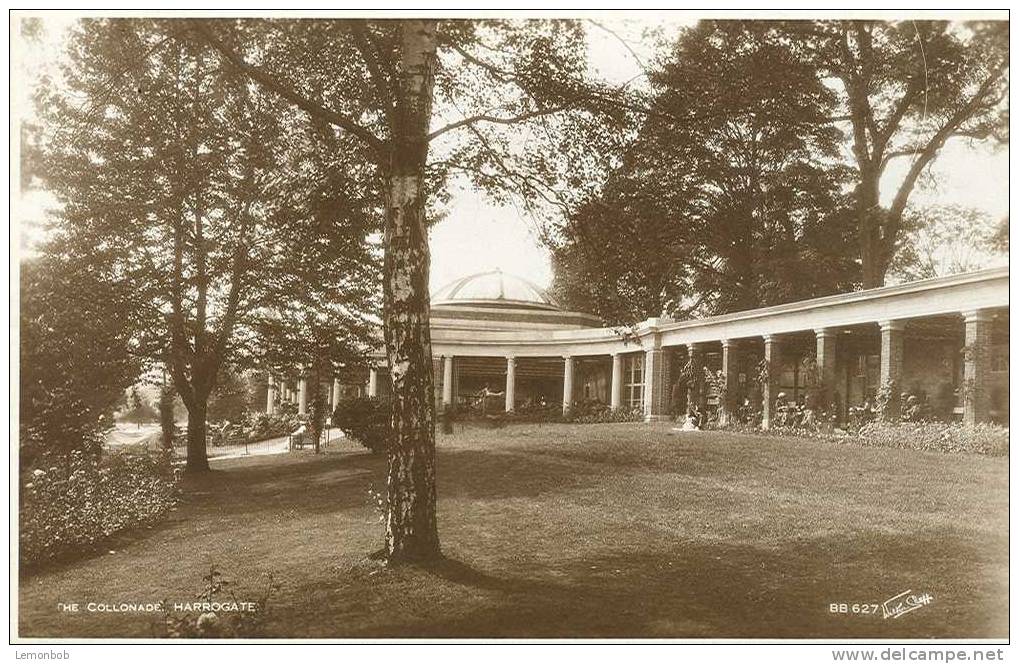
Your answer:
[644,347,670,422]
[687,343,706,411]
[963,309,992,425]
[368,367,379,398]
[332,378,341,410]
[815,327,837,411]
[720,339,739,426]
[610,353,623,410]
[431,357,442,409]
[879,320,905,420]
[266,375,276,415]
[442,356,454,407]
[298,375,308,416]
[762,335,780,430]
[562,356,575,417]
[505,357,516,412]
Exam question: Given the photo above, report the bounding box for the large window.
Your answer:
[624,354,645,409]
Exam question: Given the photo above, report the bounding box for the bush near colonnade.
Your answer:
[718,420,1008,457]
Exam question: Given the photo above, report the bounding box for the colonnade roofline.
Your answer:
[414,267,1008,359]
[655,266,1008,347]
[656,266,1008,332]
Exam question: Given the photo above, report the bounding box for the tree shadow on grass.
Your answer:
[21,443,601,586]
[185,445,605,520]
[436,448,604,501]
[294,527,1006,640]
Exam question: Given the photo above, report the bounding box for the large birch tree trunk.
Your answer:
[383,20,441,563]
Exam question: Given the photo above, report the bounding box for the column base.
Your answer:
[645,414,672,423]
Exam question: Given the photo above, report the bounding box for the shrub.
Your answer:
[334,396,392,454]
[503,402,563,424]
[156,565,281,638]
[856,421,1009,456]
[240,411,298,443]
[20,450,180,568]
[718,419,1008,457]
[567,402,644,424]
[20,258,141,464]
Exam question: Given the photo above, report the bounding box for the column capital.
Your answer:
[879,319,906,332]
[814,327,837,339]
[762,333,780,344]
[505,355,516,365]
[720,338,740,349]
[962,309,993,324]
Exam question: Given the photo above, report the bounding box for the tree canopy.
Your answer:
[19,254,142,463]
[34,18,382,472]
[548,18,1008,322]
[549,20,860,322]
[805,19,1009,287]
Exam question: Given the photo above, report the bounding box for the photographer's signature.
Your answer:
[881,589,933,619]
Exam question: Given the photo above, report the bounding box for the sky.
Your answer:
[12,15,1010,294]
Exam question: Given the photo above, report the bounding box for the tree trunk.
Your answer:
[185,397,210,473]
[159,384,175,450]
[309,353,326,454]
[383,19,441,564]
[859,216,884,289]
[855,178,886,289]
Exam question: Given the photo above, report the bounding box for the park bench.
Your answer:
[288,428,309,451]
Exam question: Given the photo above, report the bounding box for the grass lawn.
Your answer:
[18,423,1008,639]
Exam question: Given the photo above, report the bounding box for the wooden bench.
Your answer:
[288,430,308,450]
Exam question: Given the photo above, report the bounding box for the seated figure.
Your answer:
[679,411,700,431]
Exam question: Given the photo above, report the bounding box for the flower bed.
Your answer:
[719,419,1008,457]
[854,421,1008,456]
[20,450,180,568]
[567,403,644,424]
[239,412,300,443]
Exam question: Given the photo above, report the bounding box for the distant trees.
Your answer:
[549,20,858,322]
[888,205,1009,282]
[119,387,159,427]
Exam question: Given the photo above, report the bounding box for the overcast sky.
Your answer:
[13,15,1009,293]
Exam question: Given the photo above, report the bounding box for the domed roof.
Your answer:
[432,269,559,311]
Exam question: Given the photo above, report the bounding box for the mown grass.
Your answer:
[18,423,1008,639]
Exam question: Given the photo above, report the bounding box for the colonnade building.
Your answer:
[266,267,1009,428]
